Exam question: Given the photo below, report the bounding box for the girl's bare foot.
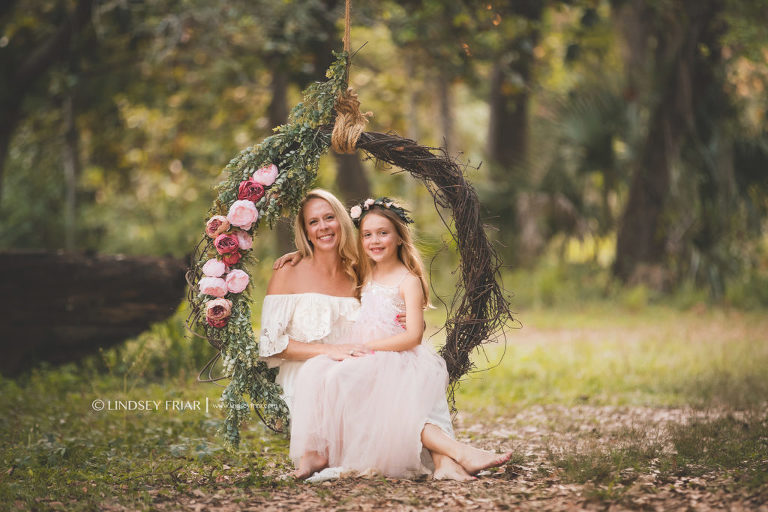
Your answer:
[433,456,476,481]
[291,451,328,479]
[456,446,513,475]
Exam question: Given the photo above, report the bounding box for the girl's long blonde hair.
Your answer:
[357,206,431,309]
[294,189,361,292]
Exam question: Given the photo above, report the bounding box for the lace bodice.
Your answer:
[362,280,406,313]
[258,293,359,364]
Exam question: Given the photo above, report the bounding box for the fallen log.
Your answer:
[0,251,186,376]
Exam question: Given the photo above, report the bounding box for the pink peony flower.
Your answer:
[202,258,226,277]
[234,229,253,250]
[237,179,265,202]
[205,215,230,238]
[252,164,278,187]
[214,233,239,254]
[350,205,362,220]
[364,198,375,208]
[205,298,232,328]
[227,200,259,228]
[225,269,250,294]
[221,251,242,265]
[199,277,228,298]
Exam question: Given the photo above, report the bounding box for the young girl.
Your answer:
[287,198,512,480]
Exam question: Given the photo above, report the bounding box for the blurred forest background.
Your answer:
[2,0,768,306]
[3,2,768,508]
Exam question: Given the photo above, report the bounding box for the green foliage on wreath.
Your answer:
[190,52,349,449]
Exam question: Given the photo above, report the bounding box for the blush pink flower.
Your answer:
[350,205,362,220]
[205,215,230,238]
[214,233,239,255]
[199,277,228,298]
[252,164,278,187]
[225,269,250,294]
[234,230,253,250]
[202,258,226,277]
[205,298,232,328]
[227,200,259,228]
[364,198,375,208]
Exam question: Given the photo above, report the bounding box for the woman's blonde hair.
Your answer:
[294,189,361,291]
[357,206,431,309]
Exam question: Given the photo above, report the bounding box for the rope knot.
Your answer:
[332,87,372,154]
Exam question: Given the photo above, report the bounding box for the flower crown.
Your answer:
[349,197,414,227]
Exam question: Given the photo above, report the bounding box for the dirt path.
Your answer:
[93,405,766,511]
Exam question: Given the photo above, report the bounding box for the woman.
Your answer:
[258,189,364,411]
[259,189,509,480]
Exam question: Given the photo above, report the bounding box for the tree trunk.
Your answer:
[62,94,80,251]
[0,251,186,376]
[437,68,454,155]
[0,110,19,204]
[0,0,93,205]
[613,0,721,284]
[486,7,542,266]
[487,1,542,170]
[405,57,421,142]
[268,65,295,255]
[333,152,371,203]
[488,57,530,169]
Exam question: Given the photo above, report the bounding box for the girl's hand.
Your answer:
[273,251,302,269]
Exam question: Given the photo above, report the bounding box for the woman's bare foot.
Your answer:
[455,446,513,475]
[291,451,328,479]
[433,456,476,481]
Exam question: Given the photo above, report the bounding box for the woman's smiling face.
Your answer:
[303,198,341,252]
[360,212,400,264]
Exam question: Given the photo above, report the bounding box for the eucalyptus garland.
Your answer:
[186,52,350,449]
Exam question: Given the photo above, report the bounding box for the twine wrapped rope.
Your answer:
[331,88,372,154]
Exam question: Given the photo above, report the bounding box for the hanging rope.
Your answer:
[332,0,372,154]
[343,0,351,53]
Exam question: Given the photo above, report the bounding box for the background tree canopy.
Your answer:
[1,0,767,303]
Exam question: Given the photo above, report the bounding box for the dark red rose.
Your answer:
[205,298,232,328]
[214,233,239,255]
[237,179,265,202]
[221,251,242,265]
[206,316,228,328]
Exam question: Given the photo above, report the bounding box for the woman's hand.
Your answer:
[273,251,302,270]
[395,312,426,331]
[326,344,372,361]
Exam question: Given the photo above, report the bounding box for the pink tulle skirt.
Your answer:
[289,346,448,477]
[289,284,449,477]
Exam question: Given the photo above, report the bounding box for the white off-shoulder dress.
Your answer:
[258,293,359,414]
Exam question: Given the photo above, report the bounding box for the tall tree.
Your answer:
[486,1,545,171]
[612,0,725,284]
[0,0,92,204]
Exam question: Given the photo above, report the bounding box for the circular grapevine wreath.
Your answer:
[186,52,514,449]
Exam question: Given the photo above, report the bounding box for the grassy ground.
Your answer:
[2,300,767,510]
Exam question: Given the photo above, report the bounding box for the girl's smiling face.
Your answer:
[360,212,400,264]
[303,197,341,252]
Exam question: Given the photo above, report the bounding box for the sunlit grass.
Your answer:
[456,306,768,413]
